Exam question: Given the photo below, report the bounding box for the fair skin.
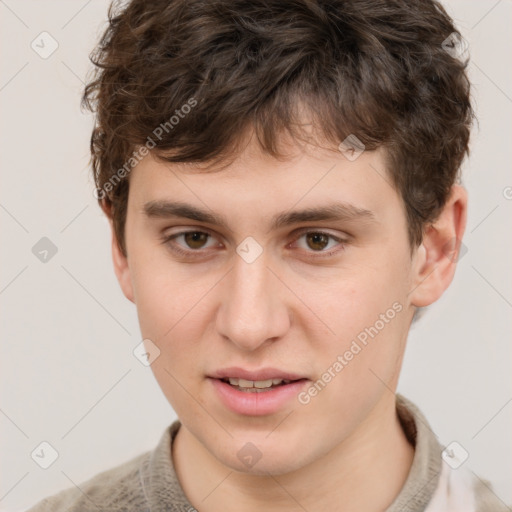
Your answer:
[105,129,467,511]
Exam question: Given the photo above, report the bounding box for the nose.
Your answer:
[215,250,291,352]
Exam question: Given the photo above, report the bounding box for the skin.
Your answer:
[105,128,467,511]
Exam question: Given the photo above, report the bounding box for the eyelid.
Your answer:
[162,228,221,250]
[162,227,349,257]
[290,226,350,240]
[288,228,349,256]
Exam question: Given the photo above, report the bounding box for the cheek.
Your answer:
[131,251,206,339]
[137,293,208,418]
[300,299,407,443]
[307,265,409,389]
[131,270,211,408]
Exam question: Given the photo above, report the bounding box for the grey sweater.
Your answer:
[26,395,509,511]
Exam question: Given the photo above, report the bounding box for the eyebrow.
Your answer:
[142,200,377,231]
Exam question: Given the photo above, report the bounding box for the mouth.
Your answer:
[218,376,304,392]
[207,367,310,415]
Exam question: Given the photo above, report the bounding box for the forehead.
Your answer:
[127,139,403,233]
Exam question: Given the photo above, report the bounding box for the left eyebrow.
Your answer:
[270,203,377,230]
[142,200,377,231]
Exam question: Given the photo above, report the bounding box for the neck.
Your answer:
[172,393,414,512]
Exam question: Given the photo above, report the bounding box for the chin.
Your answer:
[213,437,315,477]
[230,456,305,476]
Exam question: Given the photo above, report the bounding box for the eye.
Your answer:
[162,230,221,256]
[161,228,348,259]
[176,231,212,249]
[292,230,347,257]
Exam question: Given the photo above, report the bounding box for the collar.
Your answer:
[139,394,442,511]
[386,394,443,511]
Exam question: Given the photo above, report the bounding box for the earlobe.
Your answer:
[409,185,468,308]
[102,201,135,304]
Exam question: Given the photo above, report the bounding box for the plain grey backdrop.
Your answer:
[1,1,511,510]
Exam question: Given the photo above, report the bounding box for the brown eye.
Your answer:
[292,230,348,258]
[162,230,219,257]
[183,231,209,249]
[305,233,330,251]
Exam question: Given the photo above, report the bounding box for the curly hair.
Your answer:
[82,0,474,257]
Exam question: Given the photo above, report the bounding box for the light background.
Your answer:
[0,1,511,510]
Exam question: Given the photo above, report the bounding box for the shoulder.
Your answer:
[393,395,510,512]
[425,460,510,512]
[25,450,150,512]
[473,474,510,512]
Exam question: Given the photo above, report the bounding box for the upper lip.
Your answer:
[209,367,307,381]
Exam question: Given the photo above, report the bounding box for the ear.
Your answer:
[409,184,468,307]
[101,200,135,304]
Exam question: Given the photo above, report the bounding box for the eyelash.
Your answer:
[161,228,348,259]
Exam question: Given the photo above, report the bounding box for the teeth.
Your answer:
[254,379,274,389]
[226,377,291,388]
[239,378,254,388]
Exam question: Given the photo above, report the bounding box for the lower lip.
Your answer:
[208,378,309,416]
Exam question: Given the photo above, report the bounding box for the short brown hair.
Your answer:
[82,0,473,257]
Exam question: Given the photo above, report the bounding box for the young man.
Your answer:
[27,0,508,510]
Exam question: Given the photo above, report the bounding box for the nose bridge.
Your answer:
[216,250,288,351]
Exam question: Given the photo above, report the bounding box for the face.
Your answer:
[113,132,424,475]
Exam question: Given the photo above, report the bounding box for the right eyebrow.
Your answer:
[143,200,228,226]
